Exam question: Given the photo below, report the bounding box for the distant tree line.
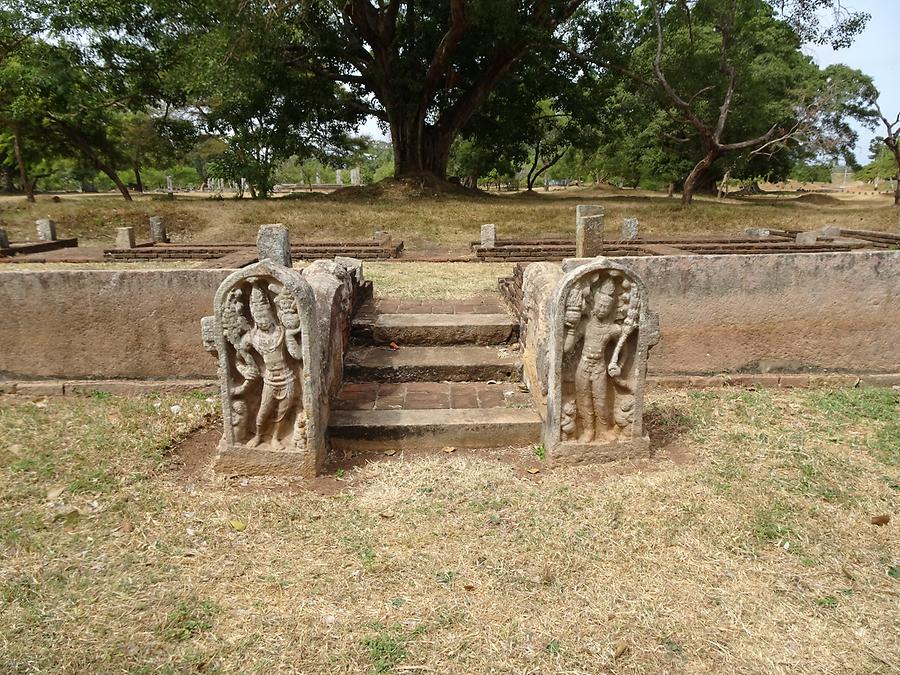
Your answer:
[1,1,897,205]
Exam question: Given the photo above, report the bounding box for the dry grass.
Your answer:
[1,187,897,248]
[1,387,898,672]
[367,263,513,299]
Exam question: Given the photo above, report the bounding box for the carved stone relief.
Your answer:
[545,258,659,465]
[201,261,325,476]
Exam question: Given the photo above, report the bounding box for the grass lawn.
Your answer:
[1,387,897,672]
[1,186,897,248]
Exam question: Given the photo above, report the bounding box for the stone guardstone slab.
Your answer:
[575,205,604,257]
[257,223,292,267]
[622,217,639,240]
[36,218,57,241]
[116,227,135,249]
[481,223,496,249]
[544,257,660,466]
[200,260,326,476]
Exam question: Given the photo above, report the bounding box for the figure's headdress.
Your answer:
[250,285,271,320]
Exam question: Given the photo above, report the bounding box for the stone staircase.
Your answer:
[329,297,542,452]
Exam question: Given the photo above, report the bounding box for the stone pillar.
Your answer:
[0,228,8,249]
[315,170,321,186]
[36,218,57,241]
[335,170,343,186]
[350,167,361,185]
[622,218,639,240]
[149,216,167,243]
[116,227,135,249]
[745,228,770,239]
[575,205,604,257]
[795,230,819,246]
[166,175,174,192]
[481,223,496,249]
[257,223,292,267]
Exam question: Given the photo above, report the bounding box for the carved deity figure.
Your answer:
[220,281,304,450]
[561,271,640,443]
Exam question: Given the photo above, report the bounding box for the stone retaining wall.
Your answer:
[0,264,371,383]
[2,250,898,384]
[507,250,900,380]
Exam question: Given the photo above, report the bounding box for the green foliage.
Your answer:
[790,163,833,183]
[162,598,221,642]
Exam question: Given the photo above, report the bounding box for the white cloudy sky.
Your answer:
[361,1,899,164]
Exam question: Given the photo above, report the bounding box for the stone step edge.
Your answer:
[3,373,899,396]
[328,407,543,450]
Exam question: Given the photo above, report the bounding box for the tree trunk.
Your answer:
[682,150,719,205]
[53,120,132,201]
[391,118,453,180]
[133,164,144,193]
[11,124,35,203]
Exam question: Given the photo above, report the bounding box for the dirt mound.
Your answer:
[793,193,844,206]
[323,176,487,202]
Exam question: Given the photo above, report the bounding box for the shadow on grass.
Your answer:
[644,403,695,448]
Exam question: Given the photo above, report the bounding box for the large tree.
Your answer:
[291,1,591,181]
[571,0,869,203]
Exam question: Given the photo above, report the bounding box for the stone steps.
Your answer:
[332,295,538,451]
[329,408,541,452]
[368,313,517,346]
[344,345,521,383]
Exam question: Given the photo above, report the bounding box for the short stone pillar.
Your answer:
[335,169,343,186]
[115,227,135,249]
[622,217,639,240]
[744,228,770,239]
[350,167,361,185]
[0,228,9,249]
[257,223,292,267]
[575,205,604,257]
[315,170,321,186]
[200,259,325,477]
[481,223,496,249]
[149,216,168,243]
[795,230,820,246]
[166,175,174,192]
[545,258,659,466]
[36,218,57,241]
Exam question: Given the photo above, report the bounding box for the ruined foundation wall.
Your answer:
[517,250,900,390]
[0,264,369,383]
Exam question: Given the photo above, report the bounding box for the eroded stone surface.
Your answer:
[575,205,604,257]
[116,227,135,249]
[149,216,167,243]
[257,223,292,267]
[202,260,326,477]
[526,258,660,465]
[36,218,56,242]
[481,223,496,249]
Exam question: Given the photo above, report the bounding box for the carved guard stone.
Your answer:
[544,257,659,466]
[202,261,326,476]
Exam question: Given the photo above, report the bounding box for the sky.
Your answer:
[805,0,900,163]
[361,1,900,164]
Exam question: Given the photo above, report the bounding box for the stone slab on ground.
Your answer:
[332,381,532,411]
[344,345,521,383]
[329,408,542,451]
[371,313,517,346]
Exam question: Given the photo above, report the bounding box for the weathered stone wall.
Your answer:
[515,250,900,390]
[0,262,370,383]
[0,269,230,380]
[2,250,898,384]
